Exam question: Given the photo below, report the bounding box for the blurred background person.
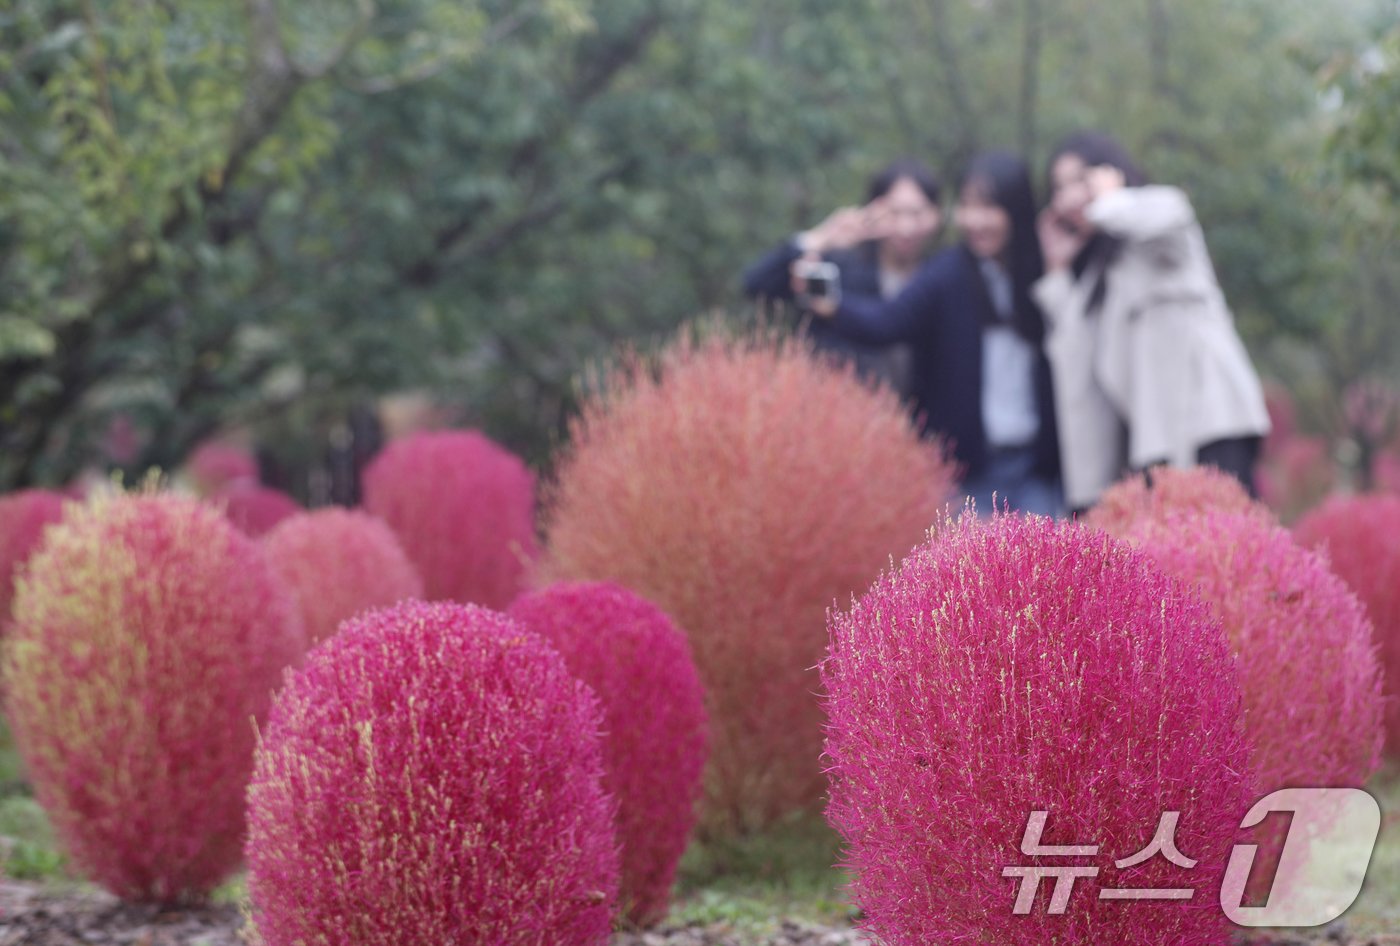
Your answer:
[742,159,942,395]
[1035,131,1270,513]
[801,151,1062,516]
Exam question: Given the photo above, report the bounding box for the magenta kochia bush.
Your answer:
[509,582,707,926]
[3,493,304,903]
[246,600,618,946]
[184,441,258,495]
[823,515,1254,946]
[261,508,424,646]
[216,482,301,537]
[542,328,955,831]
[1085,466,1269,539]
[0,489,66,627]
[1293,494,1400,756]
[1131,512,1382,792]
[1130,511,1383,903]
[363,431,538,609]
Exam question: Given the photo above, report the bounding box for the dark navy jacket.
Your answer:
[831,245,1060,481]
[742,239,900,385]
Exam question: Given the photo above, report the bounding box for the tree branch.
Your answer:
[1018,0,1043,158]
[346,8,532,95]
[395,7,664,286]
[923,0,980,162]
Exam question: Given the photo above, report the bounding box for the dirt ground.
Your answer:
[0,880,1396,946]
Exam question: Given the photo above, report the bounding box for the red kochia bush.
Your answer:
[363,431,538,609]
[1084,465,1269,539]
[1130,510,1383,903]
[541,328,955,831]
[1294,494,1400,756]
[3,493,304,903]
[823,514,1254,946]
[262,509,424,647]
[246,600,618,946]
[1130,511,1382,790]
[0,489,66,627]
[509,582,707,926]
[185,441,258,496]
[216,482,301,537]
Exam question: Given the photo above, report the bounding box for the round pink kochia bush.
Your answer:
[1130,511,1382,790]
[1084,465,1269,539]
[261,508,424,647]
[3,493,304,903]
[1130,510,1383,903]
[363,430,538,610]
[216,482,301,537]
[0,489,66,627]
[541,328,955,832]
[1294,494,1400,756]
[509,581,707,926]
[246,600,618,946]
[184,441,258,496]
[823,514,1254,946]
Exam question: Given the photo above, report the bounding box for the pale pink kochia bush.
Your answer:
[215,482,300,537]
[1294,495,1400,756]
[246,600,618,946]
[1130,510,1383,902]
[0,489,66,627]
[185,441,259,496]
[823,514,1254,946]
[363,431,538,610]
[261,508,424,647]
[509,581,708,926]
[541,329,955,831]
[1084,465,1270,539]
[3,493,304,903]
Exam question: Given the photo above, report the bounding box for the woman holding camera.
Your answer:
[801,151,1062,517]
[742,159,943,392]
[1034,131,1270,512]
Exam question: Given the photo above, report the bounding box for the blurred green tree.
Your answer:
[0,0,1393,491]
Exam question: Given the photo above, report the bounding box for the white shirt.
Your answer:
[979,259,1040,448]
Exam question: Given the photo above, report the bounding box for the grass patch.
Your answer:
[671,813,852,929]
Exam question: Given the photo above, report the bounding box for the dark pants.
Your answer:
[1136,435,1263,499]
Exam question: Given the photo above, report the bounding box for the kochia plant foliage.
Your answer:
[1085,466,1269,539]
[216,483,301,538]
[363,431,538,610]
[1130,511,1382,790]
[823,514,1254,946]
[0,489,66,628]
[541,327,956,831]
[262,508,424,647]
[1294,494,1400,756]
[246,600,618,946]
[1130,510,1383,902]
[510,581,708,926]
[3,492,304,903]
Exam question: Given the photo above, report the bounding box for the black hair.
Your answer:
[1048,130,1149,189]
[960,150,1046,344]
[866,157,942,206]
[1047,130,1149,312]
[853,158,942,267]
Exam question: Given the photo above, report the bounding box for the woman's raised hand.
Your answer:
[1087,164,1126,200]
[801,203,889,254]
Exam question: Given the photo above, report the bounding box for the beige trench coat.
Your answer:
[1032,186,1271,510]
